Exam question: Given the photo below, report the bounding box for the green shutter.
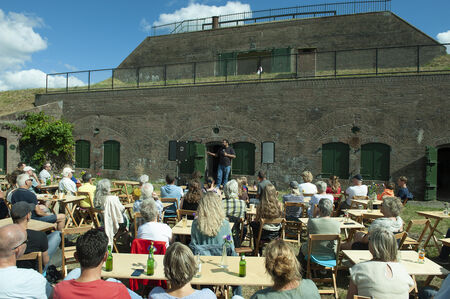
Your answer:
[425,146,437,201]
[194,142,206,174]
[218,52,237,76]
[361,143,390,180]
[104,141,120,170]
[322,142,349,179]
[75,140,90,168]
[272,48,291,73]
[0,138,6,174]
[179,141,195,174]
[232,142,255,175]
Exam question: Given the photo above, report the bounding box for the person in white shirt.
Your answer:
[24,166,41,193]
[0,224,53,299]
[137,199,172,246]
[39,162,52,185]
[299,171,318,195]
[347,227,414,299]
[343,174,368,208]
[308,181,334,217]
[59,167,77,195]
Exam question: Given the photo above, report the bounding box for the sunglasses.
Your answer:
[12,239,28,250]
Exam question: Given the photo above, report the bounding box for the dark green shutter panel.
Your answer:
[218,53,237,76]
[361,143,390,180]
[272,48,291,73]
[322,143,349,179]
[0,138,6,174]
[232,142,255,175]
[104,141,120,170]
[194,142,206,175]
[180,141,195,174]
[75,140,90,168]
[425,146,437,201]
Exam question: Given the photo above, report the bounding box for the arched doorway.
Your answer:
[437,146,450,201]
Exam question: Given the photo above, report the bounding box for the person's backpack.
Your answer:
[46,265,62,283]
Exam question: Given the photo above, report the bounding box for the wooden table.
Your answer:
[39,184,59,193]
[417,211,450,250]
[38,195,86,228]
[172,219,233,236]
[440,238,450,247]
[352,199,383,208]
[101,253,273,287]
[343,250,449,294]
[299,217,365,230]
[0,218,55,232]
[346,209,383,223]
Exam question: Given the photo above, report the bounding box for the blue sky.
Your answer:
[0,0,449,91]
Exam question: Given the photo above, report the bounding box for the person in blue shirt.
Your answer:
[396,176,413,204]
[160,174,184,215]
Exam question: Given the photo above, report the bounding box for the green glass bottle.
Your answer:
[239,254,246,277]
[105,245,113,271]
[147,243,155,276]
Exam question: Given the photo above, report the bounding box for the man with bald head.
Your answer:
[0,224,53,298]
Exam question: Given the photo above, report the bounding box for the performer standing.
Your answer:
[207,139,236,188]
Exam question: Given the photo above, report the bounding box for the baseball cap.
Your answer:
[62,167,74,177]
[23,166,35,172]
[11,202,35,220]
[289,181,299,189]
[353,174,363,181]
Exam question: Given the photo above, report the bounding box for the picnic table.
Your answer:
[39,184,59,193]
[101,253,273,287]
[343,250,449,295]
[440,238,450,247]
[172,219,233,236]
[416,211,450,250]
[299,217,365,230]
[37,194,86,228]
[345,209,384,223]
[351,199,383,208]
[0,218,55,232]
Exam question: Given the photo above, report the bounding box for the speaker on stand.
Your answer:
[261,141,275,181]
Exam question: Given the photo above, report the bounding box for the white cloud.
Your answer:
[437,30,450,53]
[139,18,152,34]
[153,1,251,26]
[0,9,47,71]
[0,69,85,91]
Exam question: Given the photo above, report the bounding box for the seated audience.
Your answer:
[203,176,221,196]
[190,192,235,254]
[250,184,282,244]
[255,170,270,200]
[12,202,61,273]
[149,242,216,299]
[137,200,172,246]
[435,228,450,265]
[54,229,141,299]
[378,182,395,201]
[282,181,304,221]
[77,172,96,208]
[299,171,317,195]
[180,180,202,212]
[342,196,404,250]
[59,167,77,195]
[326,175,342,202]
[222,179,246,221]
[5,170,22,203]
[298,198,340,271]
[237,176,249,202]
[24,166,41,193]
[17,161,26,171]
[12,173,65,230]
[134,183,162,217]
[347,227,414,299]
[39,162,53,185]
[94,179,126,245]
[308,181,334,217]
[160,174,183,202]
[342,174,368,209]
[419,273,450,299]
[0,224,53,298]
[132,174,149,198]
[396,176,413,204]
[251,239,320,299]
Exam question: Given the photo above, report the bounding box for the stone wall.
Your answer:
[35,74,450,199]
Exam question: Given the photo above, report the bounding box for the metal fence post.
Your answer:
[88,71,91,91]
[46,75,48,93]
[111,69,114,90]
[66,73,68,92]
[193,62,196,84]
[164,65,167,86]
[334,51,337,77]
[295,53,298,78]
[225,59,228,83]
[375,48,378,75]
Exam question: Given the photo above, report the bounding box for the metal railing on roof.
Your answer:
[44,43,449,94]
[151,0,392,36]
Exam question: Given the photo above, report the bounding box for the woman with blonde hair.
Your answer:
[250,239,320,299]
[190,191,235,252]
[299,171,317,195]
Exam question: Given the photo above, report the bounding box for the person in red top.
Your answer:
[326,175,342,202]
[377,182,395,201]
[53,229,133,299]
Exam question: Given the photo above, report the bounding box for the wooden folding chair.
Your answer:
[394,231,408,249]
[350,196,369,208]
[254,218,285,256]
[161,198,178,226]
[61,225,94,277]
[17,252,43,273]
[306,234,341,299]
[235,217,253,255]
[133,210,166,238]
[353,296,372,299]
[283,202,306,244]
[176,209,196,221]
[113,182,132,203]
[76,191,101,228]
[401,219,431,250]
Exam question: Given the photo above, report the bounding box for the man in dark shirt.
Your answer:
[12,173,65,230]
[396,176,413,204]
[207,139,236,188]
[255,170,271,202]
[11,201,61,272]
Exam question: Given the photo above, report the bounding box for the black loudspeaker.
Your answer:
[168,140,177,161]
[176,141,189,162]
[261,141,275,164]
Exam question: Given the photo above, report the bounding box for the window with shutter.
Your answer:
[104,140,120,170]
[232,142,255,175]
[361,143,390,180]
[322,142,349,179]
[75,140,90,169]
[272,48,291,73]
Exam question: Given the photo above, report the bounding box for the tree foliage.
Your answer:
[8,112,74,169]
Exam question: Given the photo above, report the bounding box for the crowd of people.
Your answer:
[1,162,449,299]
